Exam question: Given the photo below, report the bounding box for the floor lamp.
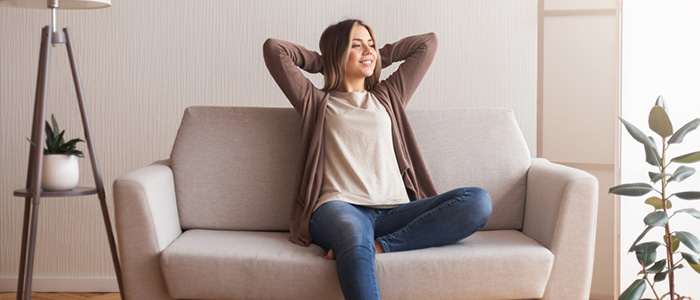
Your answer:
[0,1,123,299]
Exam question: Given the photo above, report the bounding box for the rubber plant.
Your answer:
[610,96,700,300]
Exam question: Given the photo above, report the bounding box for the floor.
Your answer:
[0,293,120,300]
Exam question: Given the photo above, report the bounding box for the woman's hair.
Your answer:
[319,19,382,91]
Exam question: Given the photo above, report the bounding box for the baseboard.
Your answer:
[0,277,119,293]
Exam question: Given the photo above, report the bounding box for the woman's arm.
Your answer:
[263,38,324,113]
[377,33,438,107]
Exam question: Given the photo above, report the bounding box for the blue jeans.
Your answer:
[309,187,492,300]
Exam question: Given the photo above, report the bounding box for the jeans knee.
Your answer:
[337,235,375,260]
[458,187,492,225]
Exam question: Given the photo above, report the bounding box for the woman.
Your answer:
[263,19,492,300]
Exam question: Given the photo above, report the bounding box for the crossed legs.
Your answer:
[309,187,492,300]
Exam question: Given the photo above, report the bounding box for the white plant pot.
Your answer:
[42,154,80,191]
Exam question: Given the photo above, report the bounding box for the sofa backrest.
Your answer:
[170,106,530,232]
[408,109,531,230]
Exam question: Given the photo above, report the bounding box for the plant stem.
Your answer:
[645,273,661,300]
[662,138,676,300]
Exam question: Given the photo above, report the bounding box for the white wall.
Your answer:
[620,1,700,299]
[539,0,618,298]
[0,0,538,291]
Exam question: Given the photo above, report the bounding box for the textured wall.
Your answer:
[0,0,537,291]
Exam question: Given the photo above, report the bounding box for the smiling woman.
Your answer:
[339,25,378,92]
[318,19,382,92]
[263,19,493,300]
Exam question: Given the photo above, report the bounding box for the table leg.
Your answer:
[17,25,52,300]
[15,199,31,300]
[22,203,41,300]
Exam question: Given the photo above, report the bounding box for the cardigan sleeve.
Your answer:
[263,38,324,114]
[377,33,438,108]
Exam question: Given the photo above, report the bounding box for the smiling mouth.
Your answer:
[361,60,373,66]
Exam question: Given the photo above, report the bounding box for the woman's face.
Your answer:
[344,25,377,81]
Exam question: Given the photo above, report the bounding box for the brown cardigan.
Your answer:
[263,33,439,246]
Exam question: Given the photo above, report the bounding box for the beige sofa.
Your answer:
[114,106,598,300]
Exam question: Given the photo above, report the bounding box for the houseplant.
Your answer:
[610,96,700,300]
[29,114,85,190]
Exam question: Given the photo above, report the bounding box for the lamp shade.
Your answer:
[0,0,110,9]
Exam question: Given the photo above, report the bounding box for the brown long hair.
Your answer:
[319,19,382,91]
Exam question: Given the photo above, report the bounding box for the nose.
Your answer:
[362,44,372,55]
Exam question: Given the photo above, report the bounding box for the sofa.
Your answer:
[113,106,598,300]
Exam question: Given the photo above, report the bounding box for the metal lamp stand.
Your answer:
[13,25,124,300]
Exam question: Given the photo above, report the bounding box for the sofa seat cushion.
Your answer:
[161,230,554,300]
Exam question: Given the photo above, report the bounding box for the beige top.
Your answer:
[316,91,410,211]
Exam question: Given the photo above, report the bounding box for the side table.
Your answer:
[12,26,124,300]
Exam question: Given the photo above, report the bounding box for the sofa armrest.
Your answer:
[114,160,181,300]
[522,158,598,300]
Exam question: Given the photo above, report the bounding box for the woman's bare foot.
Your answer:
[323,249,335,260]
[323,241,385,260]
[374,240,385,254]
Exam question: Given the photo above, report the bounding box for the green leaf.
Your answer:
[677,231,700,253]
[644,211,668,226]
[675,208,700,219]
[610,183,654,197]
[26,138,37,148]
[644,197,672,210]
[648,172,671,183]
[633,242,662,267]
[669,118,700,144]
[629,226,654,252]
[683,252,700,275]
[632,241,663,252]
[619,279,646,300]
[690,263,700,275]
[645,259,666,274]
[669,166,696,183]
[649,106,673,138]
[654,271,667,282]
[671,151,700,164]
[682,252,700,265]
[50,114,60,137]
[665,234,680,253]
[644,139,662,167]
[674,191,700,200]
[49,131,66,153]
[44,120,54,141]
[62,138,84,150]
[620,117,657,150]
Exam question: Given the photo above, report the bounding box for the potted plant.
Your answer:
[610,96,700,300]
[29,114,85,191]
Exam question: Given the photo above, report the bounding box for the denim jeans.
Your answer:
[309,187,492,300]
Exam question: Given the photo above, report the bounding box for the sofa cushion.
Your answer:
[409,109,531,230]
[170,107,300,231]
[161,230,553,300]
